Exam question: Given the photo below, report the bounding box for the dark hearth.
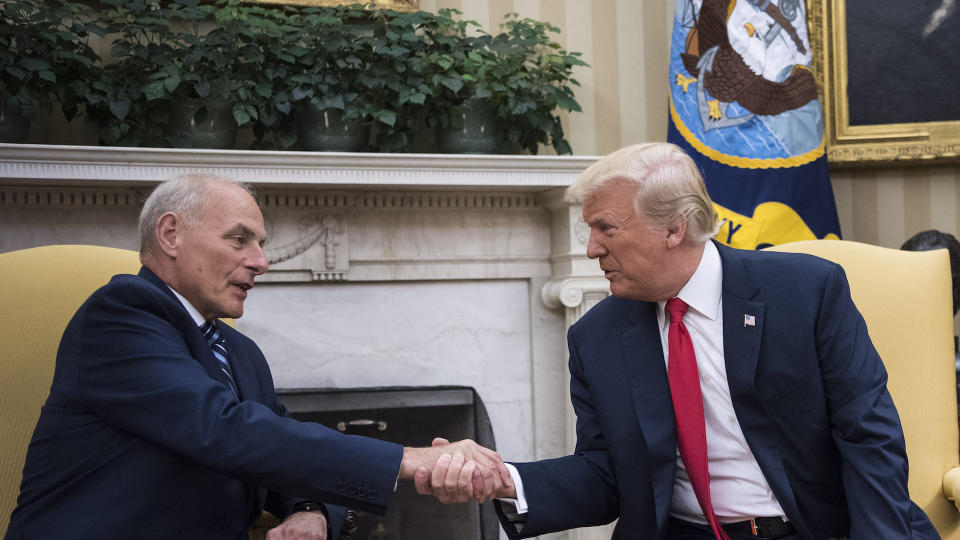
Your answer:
[278,386,499,540]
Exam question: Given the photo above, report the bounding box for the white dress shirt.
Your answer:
[660,241,784,523]
[168,287,207,327]
[503,241,785,523]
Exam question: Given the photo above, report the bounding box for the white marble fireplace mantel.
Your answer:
[0,143,592,187]
[0,143,614,539]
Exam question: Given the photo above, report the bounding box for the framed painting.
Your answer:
[808,0,960,165]
[254,0,418,10]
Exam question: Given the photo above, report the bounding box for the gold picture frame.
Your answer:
[808,0,960,165]
[254,0,417,10]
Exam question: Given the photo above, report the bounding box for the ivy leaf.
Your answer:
[440,77,463,93]
[372,109,396,127]
[191,80,210,98]
[108,97,131,120]
[255,83,272,99]
[233,104,251,126]
[555,93,581,112]
[291,87,309,101]
[5,66,27,81]
[20,58,51,72]
[143,81,167,101]
[162,72,181,93]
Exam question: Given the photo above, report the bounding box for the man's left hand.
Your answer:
[266,510,327,540]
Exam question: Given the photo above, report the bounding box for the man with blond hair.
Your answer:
[421,143,935,539]
[8,174,509,539]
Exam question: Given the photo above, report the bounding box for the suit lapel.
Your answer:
[137,267,245,396]
[620,300,677,529]
[716,244,803,528]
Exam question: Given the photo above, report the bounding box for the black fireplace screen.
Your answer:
[278,386,500,540]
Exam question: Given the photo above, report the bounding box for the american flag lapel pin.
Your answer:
[744,314,756,327]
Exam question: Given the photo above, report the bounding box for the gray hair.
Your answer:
[566,142,719,242]
[138,174,257,254]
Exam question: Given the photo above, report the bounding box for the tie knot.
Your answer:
[666,297,688,322]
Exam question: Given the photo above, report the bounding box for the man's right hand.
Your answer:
[407,438,515,503]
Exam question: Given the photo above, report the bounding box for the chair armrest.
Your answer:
[942,466,960,510]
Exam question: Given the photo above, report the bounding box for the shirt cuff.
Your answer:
[496,463,528,514]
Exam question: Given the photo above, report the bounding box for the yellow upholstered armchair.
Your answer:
[768,239,960,538]
[0,245,142,535]
[0,245,278,538]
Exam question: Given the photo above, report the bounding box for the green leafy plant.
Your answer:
[421,9,495,109]
[364,8,439,152]
[241,3,303,149]
[87,0,270,146]
[258,3,375,149]
[424,10,587,154]
[5,0,587,153]
[495,14,586,154]
[0,0,100,122]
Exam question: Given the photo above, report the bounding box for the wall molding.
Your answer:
[0,185,548,212]
[0,143,596,189]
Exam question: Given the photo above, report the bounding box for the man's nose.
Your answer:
[586,229,606,259]
[248,244,269,275]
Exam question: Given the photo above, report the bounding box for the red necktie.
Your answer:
[666,297,730,540]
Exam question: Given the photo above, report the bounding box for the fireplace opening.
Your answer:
[278,386,500,540]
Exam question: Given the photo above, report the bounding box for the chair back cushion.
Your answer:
[768,239,959,538]
[0,245,141,534]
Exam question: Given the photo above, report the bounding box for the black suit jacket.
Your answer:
[7,267,402,539]
[497,242,937,539]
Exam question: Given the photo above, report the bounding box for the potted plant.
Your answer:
[426,10,587,155]
[0,0,100,143]
[364,7,439,152]
[87,0,267,148]
[491,14,586,154]
[247,4,433,152]
[421,9,500,153]
[241,2,301,150]
[282,4,373,151]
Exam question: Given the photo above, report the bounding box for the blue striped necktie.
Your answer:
[200,321,239,398]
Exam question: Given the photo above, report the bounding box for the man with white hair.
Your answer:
[8,174,509,539]
[421,142,936,539]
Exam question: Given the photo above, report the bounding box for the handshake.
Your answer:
[400,437,516,503]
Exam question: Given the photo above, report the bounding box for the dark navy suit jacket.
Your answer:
[7,267,403,539]
[498,242,938,539]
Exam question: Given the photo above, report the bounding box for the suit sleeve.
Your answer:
[815,264,924,538]
[71,280,403,515]
[263,399,348,538]
[494,327,620,538]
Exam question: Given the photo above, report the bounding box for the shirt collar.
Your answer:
[168,286,208,327]
[658,240,723,321]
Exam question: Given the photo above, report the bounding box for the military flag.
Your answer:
[668,0,841,249]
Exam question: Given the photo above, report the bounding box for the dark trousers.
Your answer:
[667,517,801,540]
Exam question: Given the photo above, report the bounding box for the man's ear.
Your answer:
[155,212,181,257]
[665,219,687,248]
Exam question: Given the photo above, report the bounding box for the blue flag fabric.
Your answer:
[667,0,841,249]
